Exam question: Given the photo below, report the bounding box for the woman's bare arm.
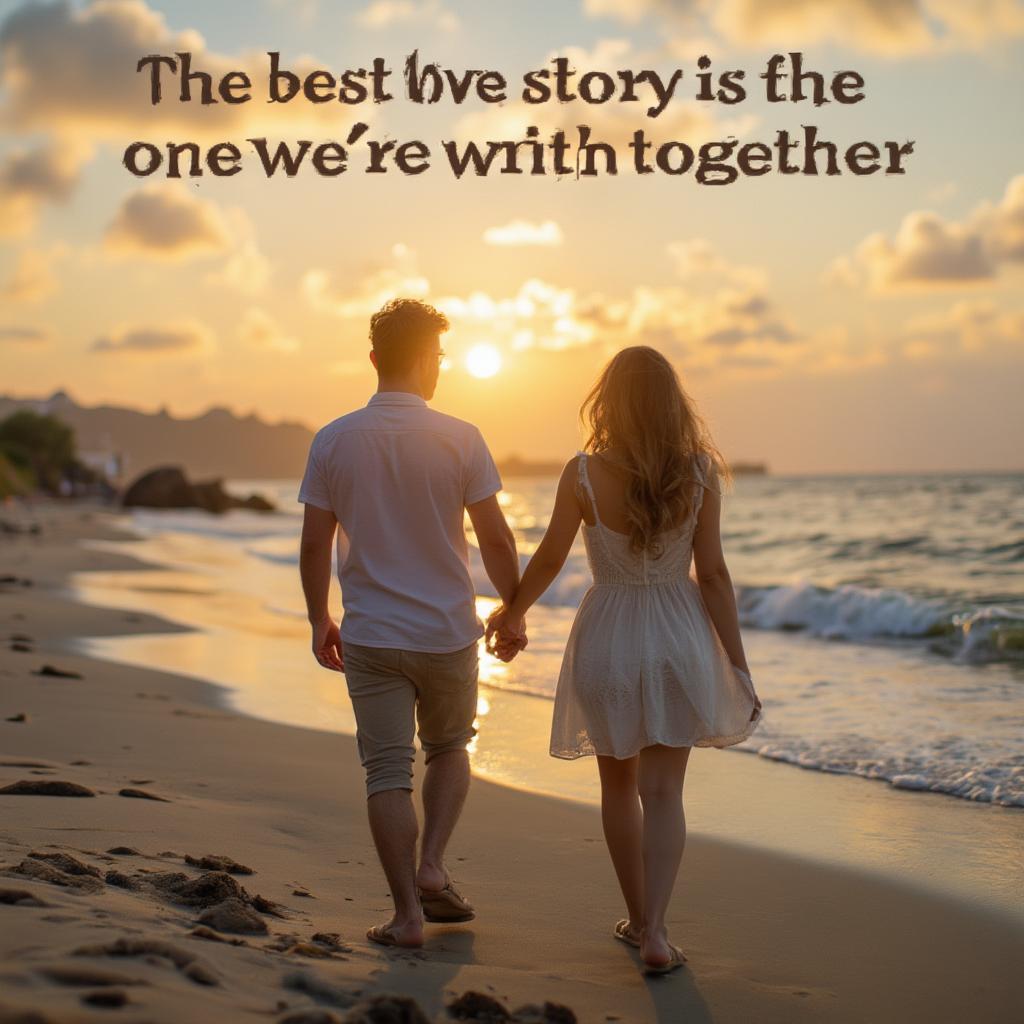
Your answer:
[691,469,750,677]
[488,458,582,640]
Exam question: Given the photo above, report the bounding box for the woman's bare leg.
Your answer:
[637,744,691,966]
[597,754,644,938]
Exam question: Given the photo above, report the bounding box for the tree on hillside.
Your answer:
[0,410,77,494]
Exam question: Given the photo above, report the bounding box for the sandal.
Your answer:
[417,873,475,923]
[643,943,688,976]
[366,923,421,948]
[614,919,641,948]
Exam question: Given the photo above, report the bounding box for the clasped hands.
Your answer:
[484,605,528,663]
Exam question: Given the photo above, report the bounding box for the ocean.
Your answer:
[70,471,1024,812]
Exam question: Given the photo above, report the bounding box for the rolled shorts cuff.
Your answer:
[365,775,415,798]
[421,726,477,763]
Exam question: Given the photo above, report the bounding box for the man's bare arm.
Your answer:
[466,494,520,607]
[299,503,343,671]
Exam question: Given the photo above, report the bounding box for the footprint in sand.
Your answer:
[183,853,254,875]
[82,989,130,1008]
[118,787,171,802]
[31,664,82,679]
[38,964,146,989]
[0,886,49,907]
[0,779,95,797]
[71,938,219,987]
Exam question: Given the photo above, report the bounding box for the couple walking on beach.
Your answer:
[298,298,762,975]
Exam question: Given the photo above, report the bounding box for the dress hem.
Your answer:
[549,707,764,761]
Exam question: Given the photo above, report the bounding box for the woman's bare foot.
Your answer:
[640,924,680,968]
[366,915,424,948]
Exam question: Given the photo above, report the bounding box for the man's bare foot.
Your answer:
[416,861,447,893]
[366,916,424,948]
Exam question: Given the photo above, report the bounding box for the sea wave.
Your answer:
[736,583,1024,663]
[466,545,1024,664]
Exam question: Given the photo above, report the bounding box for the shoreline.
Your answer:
[1,499,1022,1023]
[59,514,1024,925]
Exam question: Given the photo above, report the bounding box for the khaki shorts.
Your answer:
[342,641,479,797]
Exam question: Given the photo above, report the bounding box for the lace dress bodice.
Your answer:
[576,451,704,588]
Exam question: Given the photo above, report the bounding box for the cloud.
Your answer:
[238,307,299,353]
[903,299,1024,354]
[831,174,1024,290]
[299,238,801,369]
[91,321,215,355]
[0,324,49,344]
[0,141,89,237]
[483,220,564,247]
[1,244,68,303]
[0,0,369,140]
[583,0,1024,55]
[302,243,429,318]
[852,212,994,289]
[203,207,271,294]
[980,174,1024,262]
[666,238,765,289]
[103,184,230,260]
[356,0,459,31]
[100,184,270,291]
[439,279,598,352]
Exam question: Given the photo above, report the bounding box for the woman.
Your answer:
[487,346,762,975]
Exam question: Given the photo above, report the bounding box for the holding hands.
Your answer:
[485,606,528,662]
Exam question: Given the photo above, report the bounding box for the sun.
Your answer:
[465,344,503,379]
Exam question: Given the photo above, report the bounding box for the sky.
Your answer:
[1,0,1023,473]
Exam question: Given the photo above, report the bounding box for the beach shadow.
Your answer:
[642,965,715,1023]
[365,926,476,1019]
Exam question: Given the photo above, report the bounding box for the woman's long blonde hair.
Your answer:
[581,346,729,554]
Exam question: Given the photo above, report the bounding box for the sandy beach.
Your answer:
[1,499,1022,1024]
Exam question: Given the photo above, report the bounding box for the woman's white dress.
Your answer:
[549,452,762,760]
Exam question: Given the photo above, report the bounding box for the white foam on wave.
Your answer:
[740,737,1024,808]
[736,582,946,639]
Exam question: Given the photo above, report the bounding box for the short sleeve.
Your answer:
[463,427,502,505]
[297,436,333,511]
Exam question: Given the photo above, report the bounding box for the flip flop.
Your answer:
[642,943,688,976]
[614,919,641,948]
[366,923,421,948]
[417,876,475,923]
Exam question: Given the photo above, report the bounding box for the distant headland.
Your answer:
[498,455,768,477]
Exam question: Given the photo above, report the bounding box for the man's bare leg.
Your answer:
[367,789,424,946]
[417,749,470,892]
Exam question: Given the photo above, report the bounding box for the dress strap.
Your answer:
[577,451,601,525]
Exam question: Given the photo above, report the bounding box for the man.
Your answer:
[297,297,524,949]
